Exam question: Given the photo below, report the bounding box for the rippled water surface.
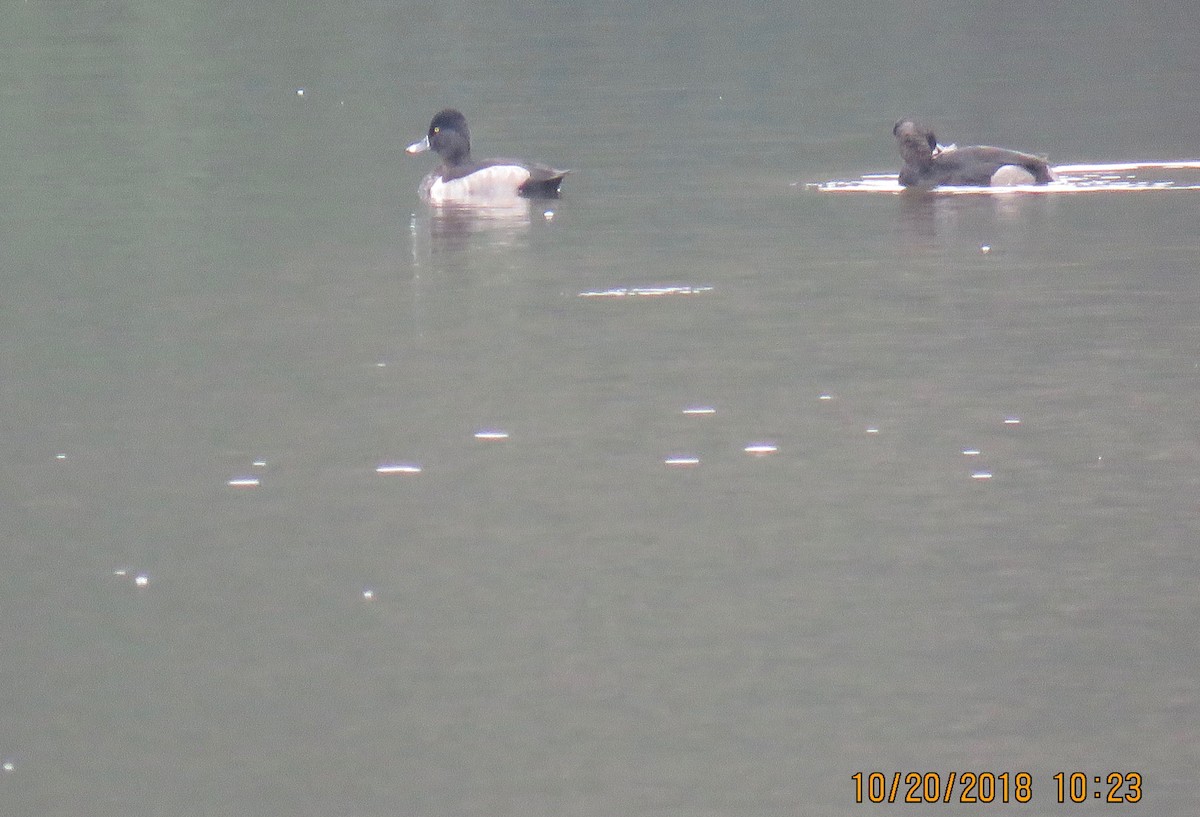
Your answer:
[4,2,1200,816]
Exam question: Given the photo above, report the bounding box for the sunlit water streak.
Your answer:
[809,159,1200,193]
[577,285,715,298]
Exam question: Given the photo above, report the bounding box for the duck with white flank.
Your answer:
[893,118,1054,188]
[406,109,568,203]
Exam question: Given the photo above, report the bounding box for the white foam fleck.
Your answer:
[375,463,422,475]
[744,443,778,455]
[134,574,150,588]
[971,472,994,480]
[682,406,716,415]
[1003,417,1022,425]
[473,430,510,440]
[578,285,714,298]
[664,456,700,467]
[227,477,261,487]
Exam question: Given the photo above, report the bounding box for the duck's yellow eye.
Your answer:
[433,126,440,134]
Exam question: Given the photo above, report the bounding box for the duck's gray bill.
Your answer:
[405,136,430,154]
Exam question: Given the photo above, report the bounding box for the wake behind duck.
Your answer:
[811,160,1200,194]
[812,119,1200,194]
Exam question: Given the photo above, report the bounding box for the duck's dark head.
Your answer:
[893,118,937,168]
[406,109,472,164]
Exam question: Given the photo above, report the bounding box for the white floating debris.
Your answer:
[1003,417,1022,425]
[296,88,305,97]
[113,568,128,577]
[55,453,67,461]
[682,406,716,415]
[962,448,981,457]
[578,285,714,298]
[252,460,267,468]
[473,430,510,440]
[2,761,12,772]
[980,245,991,254]
[744,443,778,455]
[361,589,375,601]
[134,574,150,588]
[227,477,261,487]
[818,394,833,401]
[865,427,880,435]
[664,456,700,467]
[971,472,994,480]
[376,361,387,367]
[543,210,555,221]
[375,463,422,475]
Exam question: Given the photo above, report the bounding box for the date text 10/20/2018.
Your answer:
[851,771,1142,804]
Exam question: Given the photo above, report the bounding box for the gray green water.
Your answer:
[3,2,1199,815]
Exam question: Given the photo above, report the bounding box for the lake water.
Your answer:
[3,2,1199,816]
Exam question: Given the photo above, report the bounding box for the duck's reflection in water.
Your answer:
[896,190,940,241]
[895,187,1052,246]
[412,198,538,255]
